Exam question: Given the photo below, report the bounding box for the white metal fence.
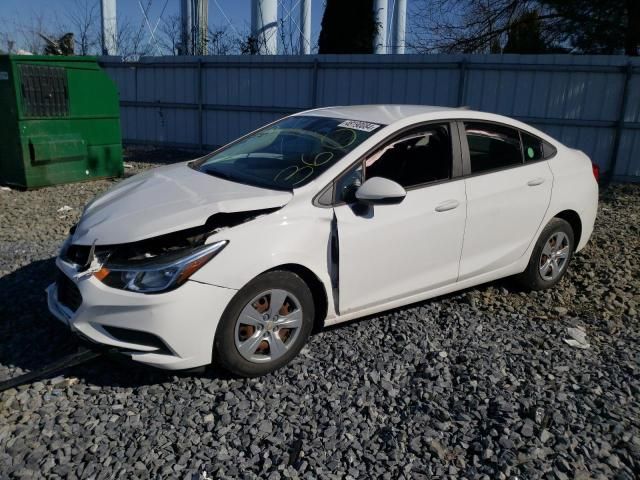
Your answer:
[100,54,640,182]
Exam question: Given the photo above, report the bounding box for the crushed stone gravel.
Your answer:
[1,149,638,479]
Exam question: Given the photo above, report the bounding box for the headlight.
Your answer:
[95,240,228,293]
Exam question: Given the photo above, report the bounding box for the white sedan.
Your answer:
[47,105,599,376]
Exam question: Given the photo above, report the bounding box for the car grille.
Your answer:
[57,271,82,312]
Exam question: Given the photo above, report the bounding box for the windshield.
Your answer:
[191,116,383,190]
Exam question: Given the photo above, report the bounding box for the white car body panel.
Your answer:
[335,179,467,313]
[72,162,292,245]
[48,256,237,370]
[459,160,553,280]
[48,105,599,369]
[189,202,338,319]
[545,147,598,252]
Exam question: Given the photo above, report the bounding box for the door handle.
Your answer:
[435,199,460,212]
[527,178,545,186]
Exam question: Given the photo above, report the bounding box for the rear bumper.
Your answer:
[47,257,237,370]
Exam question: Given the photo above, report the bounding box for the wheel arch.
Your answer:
[263,263,329,333]
[553,210,582,250]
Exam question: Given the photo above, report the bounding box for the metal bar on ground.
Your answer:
[0,348,103,393]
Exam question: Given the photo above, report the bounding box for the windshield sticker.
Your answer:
[338,120,381,132]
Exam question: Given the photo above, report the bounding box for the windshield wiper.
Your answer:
[202,168,237,182]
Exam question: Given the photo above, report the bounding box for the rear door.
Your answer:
[458,121,553,280]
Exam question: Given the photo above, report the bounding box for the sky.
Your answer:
[0,0,330,54]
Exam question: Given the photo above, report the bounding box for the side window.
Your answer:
[522,132,544,162]
[465,122,522,173]
[364,124,452,188]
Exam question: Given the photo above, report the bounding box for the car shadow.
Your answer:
[1,256,521,387]
[0,257,228,388]
[318,275,520,335]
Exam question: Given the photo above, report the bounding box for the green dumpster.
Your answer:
[0,55,124,189]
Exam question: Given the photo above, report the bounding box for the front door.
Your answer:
[334,122,467,314]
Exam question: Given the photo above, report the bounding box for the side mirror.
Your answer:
[355,177,406,205]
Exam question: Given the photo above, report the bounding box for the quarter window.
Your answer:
[522,132,544,162]
[464,122,522,173]
[364,124,452,188]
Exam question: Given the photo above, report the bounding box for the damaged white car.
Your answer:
[48,105,599,376]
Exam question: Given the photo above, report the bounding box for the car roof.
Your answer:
[295,104,559,145]
[296,104,461,125]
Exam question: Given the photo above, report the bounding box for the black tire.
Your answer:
[517,217,575,291]
[213,270,314,377]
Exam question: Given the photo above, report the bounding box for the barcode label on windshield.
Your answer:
[338,120,381,132]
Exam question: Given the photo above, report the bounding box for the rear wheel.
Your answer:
[214,271,314,377]
[518,218,575,291]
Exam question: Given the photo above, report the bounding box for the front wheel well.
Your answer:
[553,210,582,249]
[265,264,328,333]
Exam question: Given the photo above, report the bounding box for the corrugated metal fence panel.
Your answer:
[100,54,640,181]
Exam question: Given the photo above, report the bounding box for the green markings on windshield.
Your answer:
[275,151,336,185]
[322,128,357,150]
[527,147,535,159]
[274,128,358,186]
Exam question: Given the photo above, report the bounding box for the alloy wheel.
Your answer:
[234,289,303,363]
[538,231,570,281]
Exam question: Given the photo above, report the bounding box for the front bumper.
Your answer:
[47,256,237,370]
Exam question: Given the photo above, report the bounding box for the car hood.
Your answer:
[71,162,293,246]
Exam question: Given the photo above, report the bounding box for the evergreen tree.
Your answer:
[504,11,548,54]
[318,0,378,54]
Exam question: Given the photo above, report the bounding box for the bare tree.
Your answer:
[407,0,562,53]
[207,25,236,55]
[64,0,100,55]
[278,0,300,54]
[118,17,154,61]
[0,16,17,53]
[158,13,182,55]
[8,11,52,54]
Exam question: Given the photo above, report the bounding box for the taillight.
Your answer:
[592,163,600,183]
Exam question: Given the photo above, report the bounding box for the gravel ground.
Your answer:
[1,149,639,479]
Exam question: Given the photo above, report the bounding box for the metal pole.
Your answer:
[373,0,388,54]
[391,0,406,54]
[100,0,117,55]
[251,0,278,55]
[299,0,311,55]
[181,0,193,55]
[607,62,633,184]
[194,0,209,56]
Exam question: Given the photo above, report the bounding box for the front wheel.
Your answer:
[517,218,575,291]
[214,271,314,377]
